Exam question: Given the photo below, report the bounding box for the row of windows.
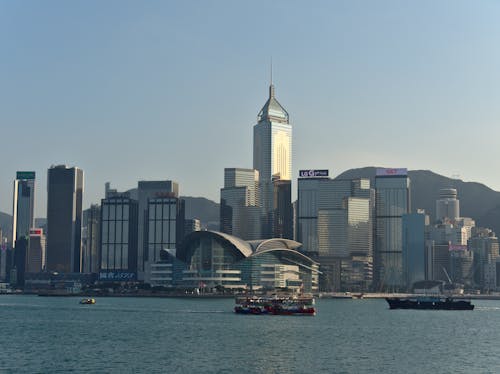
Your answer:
[148,201,177,220]
[101,244,129,270]
[102,204,130,220]
[102,221,129,244]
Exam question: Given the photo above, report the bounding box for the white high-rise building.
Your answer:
[253,83,292,238]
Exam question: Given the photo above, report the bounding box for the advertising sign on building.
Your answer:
[99,271,136,281]
[16,171,36,180]
[299,169,329,178]
[449,244,467,251]
[376,168,408,177]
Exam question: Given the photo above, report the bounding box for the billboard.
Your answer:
[99,271,136,281]
[16,171,35,180]
[449,244,467,251]
[376,168,408,177]
[299,169,329,178]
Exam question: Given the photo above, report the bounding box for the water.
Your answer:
[1,295,499,373]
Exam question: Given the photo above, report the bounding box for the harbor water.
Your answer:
[1,295,499,373]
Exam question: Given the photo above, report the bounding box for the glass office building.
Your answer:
[375,168,410,290]
[46,165,84,273]
[297,175,373,290]
[135,180,179,280]
[100,196,138,276]
[146,197,183,264]
[12,171,36,248]
[82,204,101,274]
[402,211,428,290]
[220,168,261,240]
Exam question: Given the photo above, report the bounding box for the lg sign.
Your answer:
[299,170,329,178]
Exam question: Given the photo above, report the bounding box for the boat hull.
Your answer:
[386,297,474,310]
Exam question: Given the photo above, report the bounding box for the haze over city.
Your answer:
[2,0,500,218]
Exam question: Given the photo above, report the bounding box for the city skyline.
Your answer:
[2,1,500,218]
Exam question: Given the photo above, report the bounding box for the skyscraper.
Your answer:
[436,188,460,223]
[253,83,292,238]
[375,168,410,291]
[82,204,101,274]
[27,228,46,273]
[12,171,36,248]
[297,172,374,291]
[136,180,179,280]
[99,195,138,280]
[402,210,429,290]
[220,168,261,240]
[46,165,84,273]
[272,177,293,239]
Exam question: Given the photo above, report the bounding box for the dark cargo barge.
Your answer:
[386,296,474,310]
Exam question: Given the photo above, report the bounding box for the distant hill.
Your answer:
[181,196,219,229]
[336,167,500,235]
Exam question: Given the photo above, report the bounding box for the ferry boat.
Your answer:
[79,298,96,305]
[234,294,316,316]
[386,296,474,310]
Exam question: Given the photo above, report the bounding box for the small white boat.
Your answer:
[79,298,96,305]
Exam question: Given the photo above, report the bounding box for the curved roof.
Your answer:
[248,238,302,252]
[251,248,320,268]
[179,230,312,263]
[209,231,254,257]
[257,84,289,124]
[178,230,254,261]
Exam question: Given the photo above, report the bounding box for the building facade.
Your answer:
[272,178,293,239]
[402,211,429,290]
[27,228,46,273]
[12,171,36,248]
[99,196,138,280]
[136,180,179,279]
[46,165,84,273]
[253,84,292,238]
[436,188,460,223]
[375,168,410,291]
[82,205,101,274]
[297,173,373,291]
[220,168,261,240]
[174,231,319,293]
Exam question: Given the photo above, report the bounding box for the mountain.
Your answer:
[336,167,500,235]
[181,196,219,229]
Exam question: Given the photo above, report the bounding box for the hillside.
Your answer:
[336,167,500,235]
[181,196,219,229]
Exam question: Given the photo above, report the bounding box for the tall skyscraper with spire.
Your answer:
[253,81,292,238]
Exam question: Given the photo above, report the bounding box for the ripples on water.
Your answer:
[1,296,500,373]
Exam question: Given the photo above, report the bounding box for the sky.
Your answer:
[1,0,500,218]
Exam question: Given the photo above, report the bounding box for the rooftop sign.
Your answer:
[376,168,408,177]
[299,169,329,178]
[16,171,35,180]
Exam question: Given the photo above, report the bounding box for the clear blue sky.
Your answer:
[1,0,500,218]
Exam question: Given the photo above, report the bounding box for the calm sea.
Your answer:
[1,295,499,373]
